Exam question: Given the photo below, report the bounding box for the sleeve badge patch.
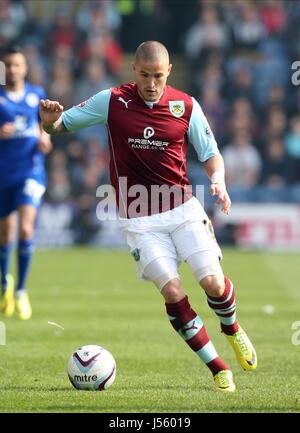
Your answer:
[77,100,87,108]
[205,126,213,137]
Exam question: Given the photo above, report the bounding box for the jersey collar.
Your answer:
[134,84,168,107]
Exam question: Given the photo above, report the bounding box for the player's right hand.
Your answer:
[0,122,15,139]
[39,99,64,126]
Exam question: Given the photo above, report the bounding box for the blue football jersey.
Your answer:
[0,82,46,188]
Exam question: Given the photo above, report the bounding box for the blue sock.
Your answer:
[0,243,13,292]
[17,239,34,292]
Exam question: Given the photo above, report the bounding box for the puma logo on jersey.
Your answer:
[118,97,132,108]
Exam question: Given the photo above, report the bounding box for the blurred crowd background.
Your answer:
[1,0,300,245]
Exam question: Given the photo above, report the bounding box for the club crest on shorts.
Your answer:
[169,101,185,118]
[131,248,140,262]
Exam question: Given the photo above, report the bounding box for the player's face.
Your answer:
[4,53,28,87]
[132,59,172,102]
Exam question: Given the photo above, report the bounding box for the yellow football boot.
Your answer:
[15,292,32,320]
[0,274,15,317]
[225,325,257,371]
[214,370,236,392]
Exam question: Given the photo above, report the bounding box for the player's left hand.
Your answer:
[210,183,231,215]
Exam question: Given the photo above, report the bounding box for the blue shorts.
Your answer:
[0,178,46,218]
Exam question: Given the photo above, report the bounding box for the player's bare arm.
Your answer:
[204,154,231,215]
[38,127,53,154]
[39,99,68,135]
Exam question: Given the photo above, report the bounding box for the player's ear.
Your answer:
[131,62,137,74]
[22,53,29,77]
[168,64,173,76]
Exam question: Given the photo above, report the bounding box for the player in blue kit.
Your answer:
[0,46,52,320]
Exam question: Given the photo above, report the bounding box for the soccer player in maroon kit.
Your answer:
[40,41,257,392]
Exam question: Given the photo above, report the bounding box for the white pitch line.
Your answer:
[48,321,65,331]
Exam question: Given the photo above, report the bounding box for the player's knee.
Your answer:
[0,229,13,245]
[200,274,225,297]
[0,225,14,244]
[19,222,34,240]
[161,279,185,303]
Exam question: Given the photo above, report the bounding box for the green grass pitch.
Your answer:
[0,248,299,413]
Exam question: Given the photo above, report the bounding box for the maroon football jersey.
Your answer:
[107,83,193,217]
